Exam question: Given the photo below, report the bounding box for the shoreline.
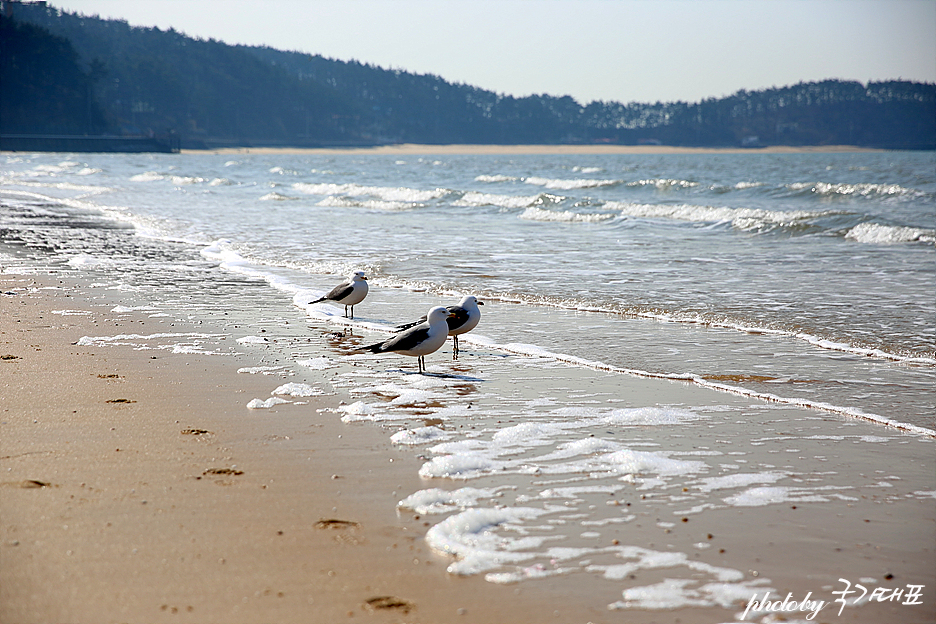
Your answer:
[180,143,888,156]
[3,270,934,623]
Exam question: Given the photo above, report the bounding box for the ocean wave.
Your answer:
[455,191,554,209]
[475,174,519,183]
[519,206,615,223]
[845,222,936,244]
[292,182,448,204]
[170,175,207,185]
[626,178,699,190]
[259,192,298,201]
[268,166,303,175]
[316,196,415,211]
[1,178,112,194]
[130,171,164,182]
[524,176,622,190]
[733,181,766,190]
[604,201,835,230]
[787,181,925,199]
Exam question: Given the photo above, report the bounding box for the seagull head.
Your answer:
[460,295,483,309]
[350,271,367,282]
[427,306,455,323]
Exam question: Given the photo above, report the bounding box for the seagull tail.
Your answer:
[359,341,387,354]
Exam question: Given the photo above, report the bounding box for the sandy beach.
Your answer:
[182,143,885,156]
[1,272,580,624]
[3,265,933,624]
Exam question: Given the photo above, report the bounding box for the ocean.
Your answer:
[2,149,934,616]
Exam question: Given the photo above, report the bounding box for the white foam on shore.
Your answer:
[246,396,291,409]
[390,426,451,446]
[609,577,772,611]
[398,487,503,515]
[272,382,324,397]
[425,507,554,575]
[76,332,226,355]
[296,356,339,370]
[236,335,270,344]
[723,486,830,507]
[237,365,287,375]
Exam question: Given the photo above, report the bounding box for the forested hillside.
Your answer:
[3,0,934,149]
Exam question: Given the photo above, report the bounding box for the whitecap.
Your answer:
[454,191,544,209]
[524,176,621,190]
[130,171,164,182]
[475,174,519,183]
[845,222,936,244]
[259,192,297,201]
[519,206,614,223]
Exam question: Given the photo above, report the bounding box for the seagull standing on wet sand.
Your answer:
[396,295,483,359]
[362,306,455,373]
[309,271,368,318]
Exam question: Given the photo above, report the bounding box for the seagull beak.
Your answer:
[478,301,484,305]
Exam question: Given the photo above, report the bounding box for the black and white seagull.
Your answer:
[362,305,455,373]
[396,295,483,359]
[309,271,368,318]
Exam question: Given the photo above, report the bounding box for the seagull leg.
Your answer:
[417,355,425,374]
[452,335,459,360]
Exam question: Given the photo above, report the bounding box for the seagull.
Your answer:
[361,306,455,373]
[309,271,368,318]
[396,295,483,359]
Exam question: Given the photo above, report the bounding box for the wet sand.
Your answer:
[1,271,933,624]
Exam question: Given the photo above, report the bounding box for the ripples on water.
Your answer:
[2,151,934,427]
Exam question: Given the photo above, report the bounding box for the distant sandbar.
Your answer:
[184,143,884,156]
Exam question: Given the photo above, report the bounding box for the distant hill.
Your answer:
[3,0,934,149]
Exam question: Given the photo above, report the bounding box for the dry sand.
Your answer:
[183,143,884,156]
[2,271,933,624]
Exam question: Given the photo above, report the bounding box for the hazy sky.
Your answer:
[53,0,935,104]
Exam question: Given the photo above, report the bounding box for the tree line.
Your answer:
[2,1,934,149]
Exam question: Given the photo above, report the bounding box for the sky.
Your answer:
[52,0,936,105]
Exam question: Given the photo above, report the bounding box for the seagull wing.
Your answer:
[446,305,470,332]
[324,281,354,302]
[365,324,432,354]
